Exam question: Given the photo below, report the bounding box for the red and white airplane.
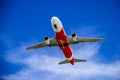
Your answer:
[26,16,104,65]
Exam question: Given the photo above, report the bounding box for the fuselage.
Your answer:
[51,17,74,65]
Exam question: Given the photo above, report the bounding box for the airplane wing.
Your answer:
[67,36,105,45]
[26,38,58,50]
[26,36,104,50]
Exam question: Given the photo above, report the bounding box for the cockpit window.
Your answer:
[54,24,57,29]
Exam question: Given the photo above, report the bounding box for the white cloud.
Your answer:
[1,26,120,80]
[2,42,120,80]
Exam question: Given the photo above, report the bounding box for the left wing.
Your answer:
[67,36,105,45]
[26,38,58,50]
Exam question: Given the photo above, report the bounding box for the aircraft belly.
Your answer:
[55,28,67,43]
[55,28,73,59]
[61,46,72,58]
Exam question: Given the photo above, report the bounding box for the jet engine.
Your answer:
[44,36,50,45]
[72,33,78,42]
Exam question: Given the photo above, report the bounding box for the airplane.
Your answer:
[26,16,105,65]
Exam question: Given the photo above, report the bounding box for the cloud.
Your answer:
[1,26,120,80]
[1,42,120,80]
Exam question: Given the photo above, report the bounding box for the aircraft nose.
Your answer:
[51,16,58,22]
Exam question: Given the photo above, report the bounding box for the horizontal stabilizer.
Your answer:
[59,60,69,64]
[59,58,87,65]
[74,58,87,62]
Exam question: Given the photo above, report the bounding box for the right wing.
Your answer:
[67,36,105,45]
[26,38,58,50]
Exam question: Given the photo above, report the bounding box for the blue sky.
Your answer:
[0,0,120,80]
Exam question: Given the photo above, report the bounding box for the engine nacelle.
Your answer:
[72,33,78,42]
[44,36,50,45]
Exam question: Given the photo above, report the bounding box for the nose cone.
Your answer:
[51,16,56,20]
[51,16,59,23]
[51,16,58,20]
[51,16,63,32]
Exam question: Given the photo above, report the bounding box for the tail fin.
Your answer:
[59,58,86,65]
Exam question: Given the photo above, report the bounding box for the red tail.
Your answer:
[70,58,74,65]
